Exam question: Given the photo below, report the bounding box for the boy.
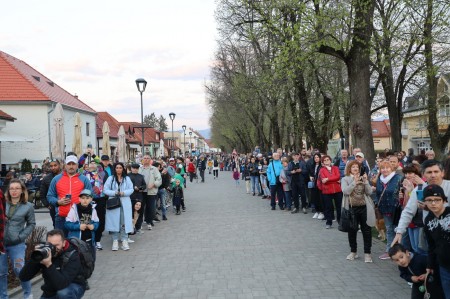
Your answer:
[170,179,184,215]
[423,184,450,299]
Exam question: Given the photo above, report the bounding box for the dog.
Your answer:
[375,218,386,241]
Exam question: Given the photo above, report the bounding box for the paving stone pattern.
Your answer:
[20,172,411,299]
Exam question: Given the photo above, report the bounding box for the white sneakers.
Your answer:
[112,240,119,251]
[127,238,135,243]
[312,212,319,219]
[317,213,324,220]
[346,252,359,260]
[122,240,130,251]
[148,224,153,230]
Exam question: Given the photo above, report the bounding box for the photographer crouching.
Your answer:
[19,229,85,299]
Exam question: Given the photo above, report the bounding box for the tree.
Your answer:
[158,115,168,132]
[143,113,168,132]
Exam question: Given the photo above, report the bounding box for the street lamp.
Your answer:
[182,125,186,157]
[194,136,197,154]
[136,78,147,155]
[189,131,192,155]
[169,112,176,157]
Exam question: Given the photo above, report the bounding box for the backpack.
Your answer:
[63,237,95,279]
[187,162,195,173]
[214,160,218,167]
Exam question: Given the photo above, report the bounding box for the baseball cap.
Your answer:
[169,157,175,161]
[65,155,78,164]
[131,163,140,169]
[79,189,93,198]
[355,153,365,158]
[423,184,447,201]
[101,155,110,161]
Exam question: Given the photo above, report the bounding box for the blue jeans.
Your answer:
[260,175,270,196]
[157,189,167,217]
[0,243,32,299]
[284,190,292,210]
[440,266,450,299]
[55,215,68,237]
[408,227,427,256]
[250,176,260,194]
[383,214,396,252]
[41,282,85,299]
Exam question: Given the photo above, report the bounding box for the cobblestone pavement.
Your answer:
[18,171,410,299]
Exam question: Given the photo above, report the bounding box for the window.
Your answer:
[372,129,378,134]
[86,122,90,136]
[439,104,450,117]
[418,142,432,153]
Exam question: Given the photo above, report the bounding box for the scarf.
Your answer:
[380,172,395,185]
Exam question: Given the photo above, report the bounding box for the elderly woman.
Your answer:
[104,162,134,251]
[375,161,402,260]
[341,160,376,263]
[0,179,35,298]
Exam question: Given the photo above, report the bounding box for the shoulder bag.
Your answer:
[106,180,121,210]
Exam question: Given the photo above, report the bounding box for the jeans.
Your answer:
[260,175,270,196]
[94,196,107,242]
[40,282,85,299]
[250,176,260,194]
[347,205,372,254]
[111,206,128,241]
[0,243,32,299]
[383,214,396,252]
[407,227,427,256]
[157,189,167,217]
[55,215,68,237]
[213,169,218,178]
[322,192,342,226]
[439,266,450,299]
[270,184,285,208]
[199,170,205,182]
[284,190,292,209]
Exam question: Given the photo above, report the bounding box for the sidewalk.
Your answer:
[16,171,410,298]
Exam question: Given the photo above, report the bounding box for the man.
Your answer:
[40,159,62,228]
[248,157,261,196]
[197,155,206,183]
[167,157,176,178]
[287,152,308,214]
[355,152,370,176]
[19,229,86,298]
[157,162,171,221]
[139,155,162,230]
[24,172,38,190]
[334,149,349,178]
[32,164,41,176]
[392,160,450,246]
[93,155,112,250]
[47,155,92,235]
[389,155,404,176]
[267,153,284,210]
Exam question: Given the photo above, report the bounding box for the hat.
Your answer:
[423,184,447,201]
[355,153,365,158]
[101,155,110,161]
[131,163,140,169]
[169,158,175,161]
[65,155,78,164]
[79,189,93,197]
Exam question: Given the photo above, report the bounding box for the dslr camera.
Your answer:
[30,242,56,262]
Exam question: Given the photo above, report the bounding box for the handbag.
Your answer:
[106,184,121,210]
[375,184,388,220]
[338,199,357,232]
[307,181,314,189]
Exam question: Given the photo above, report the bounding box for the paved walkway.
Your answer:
[18,171,410,299]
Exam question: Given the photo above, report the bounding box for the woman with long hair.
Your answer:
[341,160,376,263]
[0,179,35,298]
[104,162,134,251]
[309,153,324,220]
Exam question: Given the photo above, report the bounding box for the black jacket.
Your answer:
[19,242,85,297]
[40,172,59,206]
[197,159,206,171]
[160,172,171,190]
[128,173,146,201]
[425,207,450,270]
[398,253,427,283]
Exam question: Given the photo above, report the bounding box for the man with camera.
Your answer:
[19,229,86,298]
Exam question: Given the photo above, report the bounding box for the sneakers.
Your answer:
[271,207,276,210]
[136,229,144,235]
[163,215,167,220]
[312,212,319,219]
[365,254,373,263]
[317,213,325,220]
[153,218,161,223]
[291,208,299,214]
[302,208,308,214]
[122,240,130,251]
[346,252,359,261]
[96,242,103,250]
[127,238,135,243]
[325,225,332,229]
[182,207,186,211]
[379,253,390,260]
[112,240,119,251]
[176,210,181,215]
[147,224,152,230]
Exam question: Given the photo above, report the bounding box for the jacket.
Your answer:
[40,172,59,206]
[424,207,450,270]
[19,241,85,297]
[5,202,36,246]
[171,185,184,198]
[286,160,307,185]
[267,160,283,186]
[139,165,162,196]
[375,173,401,215]
[47,171,92,217]
[64,203,99,247]
[398,253,427,283]
[128,172,146,201]
[248,163,259,176]
[307,162,322,189]
[104,176,134,233]
[341,175,375,227]
[318,166,342,194]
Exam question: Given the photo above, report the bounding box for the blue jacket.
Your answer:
[64,204,99,247]
[267,160,283,186]
[375,174,401,214]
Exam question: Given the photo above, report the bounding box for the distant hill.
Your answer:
[197,128,211,139]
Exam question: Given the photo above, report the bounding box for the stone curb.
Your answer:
[8,274,43,298]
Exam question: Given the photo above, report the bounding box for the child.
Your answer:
[65,189,99,257]
[423,184,450,298]
[130,200,142,235]
[233,168,240,187]
[171,179,184,215]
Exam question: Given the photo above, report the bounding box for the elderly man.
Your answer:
[334,149,350,178]
[355,152,370,177]
[267,153,285,210]
[47,155,92,235]
[139,155,162,230]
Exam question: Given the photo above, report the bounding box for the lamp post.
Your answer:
[135,78,147,155]
[189,131,192,155]
[182,125,186,157]
[169,112,176,157]
[194,136,197,154]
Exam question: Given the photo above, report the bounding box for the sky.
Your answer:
[0,0,217,130]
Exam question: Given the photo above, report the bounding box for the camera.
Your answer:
[30,243,56,262]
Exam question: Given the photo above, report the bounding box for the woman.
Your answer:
[375,161,402,260]
[0,179,36,298]
[279,157,292,211]
[308,153,324,220]
[318,155,342,229]
[341,160,376,263]
[259,158,271,199]
[104,162,134,251]
[248,157,261,196]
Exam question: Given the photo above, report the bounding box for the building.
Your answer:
[0,51,96,166]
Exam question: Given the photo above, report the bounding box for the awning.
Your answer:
[128,143,140,149]
[0,132,34,142]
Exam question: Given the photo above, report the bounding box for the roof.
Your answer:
[204,138,215,148]
[118,121,159,145]
[0,109,15,121]
[96,112,120,139]
[372,120,391,137]
[0,51,96,113]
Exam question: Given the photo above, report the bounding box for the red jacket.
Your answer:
[318,166,342,194]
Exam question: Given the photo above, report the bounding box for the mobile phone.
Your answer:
[360,166,365,177]
[416,184,424,202]
[65,194,72,200]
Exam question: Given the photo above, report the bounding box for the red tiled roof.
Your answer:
[0,51,95,113]
[372,120,391,137]
[205,139,215,148]
[96,112,120,139]
[0,109,15,121]
[119,121,159,145]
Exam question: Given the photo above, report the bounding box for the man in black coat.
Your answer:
[40,159,62,228]
[197,156,207,183]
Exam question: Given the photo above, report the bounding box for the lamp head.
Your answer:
[169,112,176,121]
[189,131,192,136]
[136,78,147,93]
[182,125,186,131]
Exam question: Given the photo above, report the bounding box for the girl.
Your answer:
[131,201,142,234]
[232,168,240,186]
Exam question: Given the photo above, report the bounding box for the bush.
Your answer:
[21,159,32,174]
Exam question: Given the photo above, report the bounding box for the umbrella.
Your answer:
[117,125,127,162]
[72,112,82,157]
[102,121,111,157]
[51,103,65,160]
[160,138,165,157]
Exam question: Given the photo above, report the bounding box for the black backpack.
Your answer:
[63,237,95,279]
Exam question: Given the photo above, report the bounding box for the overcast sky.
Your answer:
[0,0,217,130]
